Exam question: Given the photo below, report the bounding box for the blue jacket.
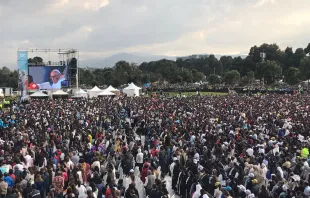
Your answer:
[4,176,14,187]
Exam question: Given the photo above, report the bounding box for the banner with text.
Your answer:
[17,51,29,99]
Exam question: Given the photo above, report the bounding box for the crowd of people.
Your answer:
[0,93,310,198]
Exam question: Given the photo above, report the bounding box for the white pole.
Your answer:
[76,73,78,90]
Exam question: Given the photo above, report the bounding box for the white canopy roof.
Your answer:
[89,86,102,91]
[98,90,116,96]
[52,90,69,95]
[123,82,141,90]
[30,91,48,97]
[75,89,87,94]
[105,85,119,92]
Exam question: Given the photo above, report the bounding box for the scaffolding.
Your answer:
[17,49,79,89]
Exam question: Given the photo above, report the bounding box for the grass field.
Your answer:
[152,92,228,96]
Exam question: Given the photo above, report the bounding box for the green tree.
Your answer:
[299,57,310,80]
[282,47,294,72]
[241,56,256,77]
[191,69,205,82]
[257,60,282,84]
[231,56,244,72]
[246,71,255,84]
[0,67,19,89]
[292,48,306,67]
[220,56,233,72]
[28,56,43,63]
[304,43,310,55]
[284,67,300,85]
[224,70,240,86]
[208,74,221,85]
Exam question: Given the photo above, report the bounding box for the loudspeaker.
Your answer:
[69,58,77,75]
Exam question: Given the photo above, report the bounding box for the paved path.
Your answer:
[165,175,179,198]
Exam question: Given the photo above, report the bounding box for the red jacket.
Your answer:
[141,167,149,183]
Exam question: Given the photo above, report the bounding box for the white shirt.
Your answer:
[136,152,144,164]
[13,164,24,172]
[194,153,200,161]
[24,155,33,168]
[60,153,65,161]
[76,185,87,198]
[51,78,64,89]
[77,171,84,184]
[66,160,74,170]
[91,161,100,169]
[246,148,254,157]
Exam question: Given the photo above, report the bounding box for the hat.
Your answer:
[283,161,291,169]
[237,185,246,192]
[215,182,221,186]
[248,173,255,178]
[173,157,178,161]
[252,179,258,184]
[129,169,134,173]
[225,186,232,191]
[86,186,92,192]
[304,186,310,196]
[248,194,255,198]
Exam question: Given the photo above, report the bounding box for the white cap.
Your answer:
[237,185,246,192]
[304,186,310,196]
[129,169,134,173]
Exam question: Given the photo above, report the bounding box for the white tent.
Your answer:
[98,90,116,96]
[52,90,69,95]
[0,89,4,97]
[74,89,88,98]
[123,82,141,97]
[88,86,102,98]
[30,91,48,98]
[105,85,119,92]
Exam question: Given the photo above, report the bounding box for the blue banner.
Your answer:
[17,51,29,98]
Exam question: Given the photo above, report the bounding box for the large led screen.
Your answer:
[28,65,69,90]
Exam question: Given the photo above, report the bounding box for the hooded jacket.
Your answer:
[192,184,202,198]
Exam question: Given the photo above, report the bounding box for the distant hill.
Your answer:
[79,52,176,68]
[1,53,247,70]
[75,52,247,68]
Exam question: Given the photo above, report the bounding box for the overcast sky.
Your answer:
[1,0,309,68]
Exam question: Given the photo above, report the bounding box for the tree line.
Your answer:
[80,43,310,87]
[1,43,310,89]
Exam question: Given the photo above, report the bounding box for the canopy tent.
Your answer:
[88,86,102,98]
[30,91,49,98]
[52,90,69,95]
[52,90,69,99]
[123,82,141,97]
[98,90,116,96]
[74,89,88,98]
[105,85,119,92]
[104,85,120,95]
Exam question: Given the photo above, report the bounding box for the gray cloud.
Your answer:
[0,0,309,68]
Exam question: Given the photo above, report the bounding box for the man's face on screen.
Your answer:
[50,70,60,84]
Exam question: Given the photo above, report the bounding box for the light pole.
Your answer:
[260,52,266,86]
